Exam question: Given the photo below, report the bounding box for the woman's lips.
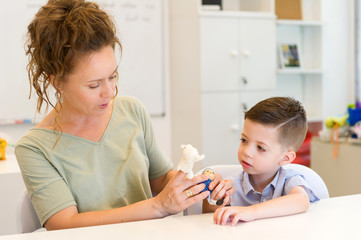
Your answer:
[99,103,109,109]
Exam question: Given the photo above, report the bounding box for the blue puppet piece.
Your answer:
[201,168,224,206]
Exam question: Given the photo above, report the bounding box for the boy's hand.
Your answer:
[214,206,256,226]
[208,174,235,206]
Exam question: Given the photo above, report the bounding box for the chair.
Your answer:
[283,163,329,199]
[183,163,329,215]
[16,190,42,233]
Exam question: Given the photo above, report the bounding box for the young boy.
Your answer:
[204,97,320,226]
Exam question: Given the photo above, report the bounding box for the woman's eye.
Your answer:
[89,84,99,89]
[109,74,118,80]
[240,138,247,143]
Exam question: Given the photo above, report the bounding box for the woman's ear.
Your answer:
[49,74,55,87]
[49,75,63,92]
[279,150,296,166]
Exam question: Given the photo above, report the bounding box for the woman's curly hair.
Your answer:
[26,0,121,118]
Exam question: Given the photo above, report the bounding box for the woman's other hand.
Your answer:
[153,170,210,216]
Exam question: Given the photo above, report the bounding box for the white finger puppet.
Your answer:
[177,144,205,179]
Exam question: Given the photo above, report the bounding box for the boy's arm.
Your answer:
[214,186,310,226]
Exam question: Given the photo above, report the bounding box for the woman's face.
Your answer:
[60,45,118,117]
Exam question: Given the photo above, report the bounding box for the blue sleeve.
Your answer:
[284,175,320,202]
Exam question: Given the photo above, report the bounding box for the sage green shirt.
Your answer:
[15,96,173,226]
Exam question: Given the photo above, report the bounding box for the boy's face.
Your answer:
[238,119,289,180]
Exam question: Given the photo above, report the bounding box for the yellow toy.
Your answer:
[325,115,348,129]
[0,139,7,160]
[324,115,349,160]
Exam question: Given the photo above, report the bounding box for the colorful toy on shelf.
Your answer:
[348,106,361,126]
[322,115,349,160]
[350,121,361,139]
[324,115,348,129]
[0,139,7,160]
[177,144,205,179]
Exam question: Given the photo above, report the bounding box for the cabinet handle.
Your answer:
[230,124,240,131]
[242,50,250,57]
[229,50,239,57]
[242,77,248,85]
[242,103,248,111]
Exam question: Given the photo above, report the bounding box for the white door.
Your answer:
[239,18,276,90]
[239,90,277,132]
[200,17,239,91]
[201,92,241,166]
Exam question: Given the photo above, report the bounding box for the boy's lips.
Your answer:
[241,160,252,168]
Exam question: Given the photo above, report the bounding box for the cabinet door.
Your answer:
[200,17,239,91]
[201,92,241,166]
[239,90,276,131]
[239,18,276,90]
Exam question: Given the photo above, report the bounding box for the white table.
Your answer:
[1,194,361,240]
[0,155,26,235]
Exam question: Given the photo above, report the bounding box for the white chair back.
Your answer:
[16,190,42,233]
[283,163,329,199]
[184,164,329,215]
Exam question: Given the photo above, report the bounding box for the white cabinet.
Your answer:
[201,92,240,166]
[170,0,351,168]
[200,17,239,91]
[199,13,276,165]
[200,14,276,92]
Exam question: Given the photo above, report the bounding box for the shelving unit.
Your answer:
[198,1,276,166]
[275,0,324,121]
[169,0,331,167]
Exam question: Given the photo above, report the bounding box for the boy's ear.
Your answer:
[279,150,296,166]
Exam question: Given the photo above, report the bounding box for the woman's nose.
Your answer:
[101,81,115,98]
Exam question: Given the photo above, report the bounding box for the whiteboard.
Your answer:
[0,0,165,124]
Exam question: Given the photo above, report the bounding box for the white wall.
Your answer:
[0,0,173,162]
[1,0,355,165]
[322,0,354,117]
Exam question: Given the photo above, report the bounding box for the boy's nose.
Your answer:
[241,146,254,159]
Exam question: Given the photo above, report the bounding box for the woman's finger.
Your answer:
[182,173,209,190]
[208,173,222,190]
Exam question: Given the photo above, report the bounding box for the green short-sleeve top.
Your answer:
[15,96,173,226]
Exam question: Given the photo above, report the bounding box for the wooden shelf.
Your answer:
[199,10,275,19]
[277,68,323,75]
[277,19,323,26]
[307,116,323,123]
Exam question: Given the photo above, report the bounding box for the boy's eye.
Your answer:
[240,138,247,143]
[257,146,265,152]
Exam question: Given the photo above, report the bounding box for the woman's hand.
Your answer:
[153,170,210,216]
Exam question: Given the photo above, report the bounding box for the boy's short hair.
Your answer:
[244,97,307,151]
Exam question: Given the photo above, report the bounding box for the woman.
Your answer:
[15,0,232,230]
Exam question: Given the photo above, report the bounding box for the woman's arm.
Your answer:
[214,186,310,226]
[45,171,210,230]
